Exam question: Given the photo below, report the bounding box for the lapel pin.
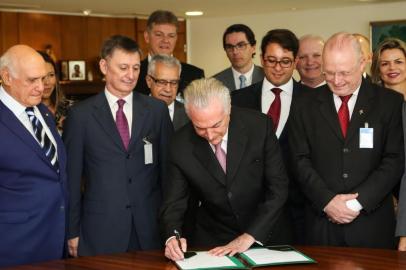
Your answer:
[359,109,364,115]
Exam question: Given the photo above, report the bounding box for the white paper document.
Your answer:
[241,247,312,265]
[175,251,238,269]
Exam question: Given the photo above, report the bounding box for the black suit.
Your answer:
[64,91,173,256]
[134,58,205,96]
[231,79,306,244]
[159,107,289,247]
[173,100,189,131]
[288,79,404,248]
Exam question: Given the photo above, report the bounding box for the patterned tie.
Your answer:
[338,95,352,138]
[239,75,247,89]
[25,107,58,168]
[116,99,130,150]
[215,142,226,174]
[267,88,282,131]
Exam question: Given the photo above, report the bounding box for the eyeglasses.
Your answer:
[148,75,179,87]
[224,42,250,52]
[263,57,294,68]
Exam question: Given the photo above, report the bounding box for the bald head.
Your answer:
[297,34,325,87]
[322,32,365,96]
[0,45,47,106]
[353,33,372,63]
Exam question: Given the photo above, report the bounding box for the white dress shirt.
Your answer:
[232,64,254,89]
[104,88,133,136]
[209,130,228,154]
[261,78,293,138]
[0,85,58,152]
[168,101,175,122]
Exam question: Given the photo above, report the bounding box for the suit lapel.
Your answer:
[193,134,226,186]
[128,93,148,149]
[318,86,344,141]
[173,101,182,129]
[0,101,53,167]
[226,111,247,187]
[346,79,375,142]
[92,92,126,151]
[225,68,236,91]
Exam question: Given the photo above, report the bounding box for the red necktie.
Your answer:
[267,88,282,131]
[338,95,352,138]
[116,99,130,150]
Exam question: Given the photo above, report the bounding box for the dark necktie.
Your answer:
[215,143,226,174]
[267,88,282,131]
[338,95,352,138]
[116,99,130,150]
[26,107,58,168]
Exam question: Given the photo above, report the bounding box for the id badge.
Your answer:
[359,125,373,149]
[143,138,153,164]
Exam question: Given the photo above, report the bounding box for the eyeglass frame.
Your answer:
[148,75,180,87]
[224,42,251,52]
[262,57,294,68]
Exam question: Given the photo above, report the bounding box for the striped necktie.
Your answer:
[26,107,58,169]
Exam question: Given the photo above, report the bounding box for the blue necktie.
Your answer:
[239,75,247,89]
[26,107,58,169]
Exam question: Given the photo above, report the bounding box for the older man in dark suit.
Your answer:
[0,45,67,267]
[160,78,289,261]
[147,54,189,131]
[64,35,173,257]
[289,32,404,248]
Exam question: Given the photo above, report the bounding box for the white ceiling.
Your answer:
[0,0,405,18]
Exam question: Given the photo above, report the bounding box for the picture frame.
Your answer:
[370,20,406,52]
[60,60,69,81]
[68,60,86,81]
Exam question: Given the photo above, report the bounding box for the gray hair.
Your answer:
[184,78,231,116]
[147,54,181,76]
[0,51,16,78]
[299,34,325,46]
[323,32,363,63]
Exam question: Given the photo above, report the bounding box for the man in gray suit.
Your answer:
[64,35,173,257]
[214,24,264,91]
[147,54,189,131]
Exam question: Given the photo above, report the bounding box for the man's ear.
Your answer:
[0,68,12,86]
[99,59,107,75]
[146,74,152,89]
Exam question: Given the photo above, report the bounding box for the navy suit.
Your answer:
[0,101,67,267]
[64,91,173,256]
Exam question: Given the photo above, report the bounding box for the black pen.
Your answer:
[174,229,183,252]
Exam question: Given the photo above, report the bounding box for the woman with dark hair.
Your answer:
[371,38,406,251]
[38,51,68,132]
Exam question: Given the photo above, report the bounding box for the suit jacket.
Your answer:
[213,65,264,92]
[173,100,189,131]
[396,102,406,237]
[0,102,67,267]
[63,91,173,256]
[231,79,305,243]
[288,79,404,248]
[134,58,205,96]
[159,107,289,247]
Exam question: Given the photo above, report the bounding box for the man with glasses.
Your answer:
[148,54,189,130]
[134,10,204,98]
[232,29,306,244]
[213,24,264,91]
[289,32,403,248]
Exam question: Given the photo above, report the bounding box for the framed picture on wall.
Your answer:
[370,20,406,52]
[68,60,86,81]
[60,60,69,81]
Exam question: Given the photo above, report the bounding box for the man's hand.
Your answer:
[68,237,79,257]
[398,237,406,251]
[208,233,255,257]
[324,194,360,224]
[165,237,187,261]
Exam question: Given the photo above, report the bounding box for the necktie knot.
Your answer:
[117,99,125,109]
[25,107,34,113]
[272,87,282,96]
[339,95,352,104]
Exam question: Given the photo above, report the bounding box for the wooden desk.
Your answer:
[5,246,406,270]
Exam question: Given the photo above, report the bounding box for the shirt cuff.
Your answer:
[346,199,363,211]
[165,236,176,246]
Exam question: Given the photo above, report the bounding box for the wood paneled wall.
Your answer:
[0,11,187,81]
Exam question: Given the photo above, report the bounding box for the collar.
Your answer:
[104,88,133,109]
[0,85,30,117]
[261,77,294,96]
[231,64,254,78]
